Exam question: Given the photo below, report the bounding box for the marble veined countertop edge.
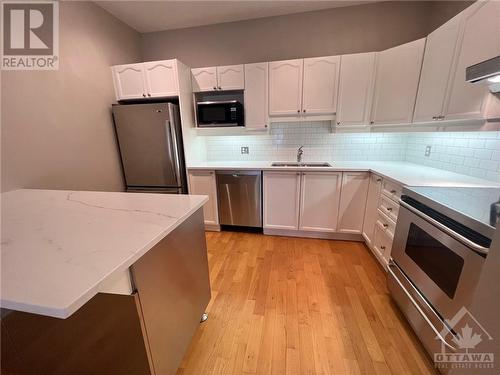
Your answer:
[1,189,208,319]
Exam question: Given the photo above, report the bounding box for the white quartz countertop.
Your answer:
[1,189,208,319]
[187,161,500,187]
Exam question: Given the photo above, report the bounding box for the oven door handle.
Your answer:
[399,200,489,256]
[388,260,457,352]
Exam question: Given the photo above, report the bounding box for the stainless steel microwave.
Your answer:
[196,100,244,127]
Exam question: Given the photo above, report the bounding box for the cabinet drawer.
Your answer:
[376,209,396,239]
[381,180,402,202]
[379,194,399,222]
[373,224,393,266]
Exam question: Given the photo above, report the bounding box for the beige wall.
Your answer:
[1,1,141,192]
[141,1,472,68]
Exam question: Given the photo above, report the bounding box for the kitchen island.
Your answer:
[1,189,211,375]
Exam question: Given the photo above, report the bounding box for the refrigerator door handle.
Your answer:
[166,119,182,186]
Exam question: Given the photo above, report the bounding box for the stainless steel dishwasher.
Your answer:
[216,170,262,228]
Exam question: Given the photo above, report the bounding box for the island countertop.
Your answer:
[1,189,208,319]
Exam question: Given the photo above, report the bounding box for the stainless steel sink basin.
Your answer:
[271,162,332,167]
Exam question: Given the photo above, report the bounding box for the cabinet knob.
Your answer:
[376,178,382,182]
[213,86,217,90]
[432,116,438,120]
[147,93,151,97]
[142,94,146,97]
[380,246,386,250]
[337,121,340,125]
[387,207,393,212]
[303,109,306,113]
[390,190,396,194]
[218,86,222,90]
[370,121,374,124]
[297,110,300,113]
[265,125,268,128]
[383,223,389,228]
[296,173,300,176]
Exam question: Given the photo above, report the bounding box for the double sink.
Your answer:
[271,162,332,167]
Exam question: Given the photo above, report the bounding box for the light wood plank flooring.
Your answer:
[178,231,436,375]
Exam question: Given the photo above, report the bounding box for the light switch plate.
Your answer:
[241,146,249,154]
[425,145,432,157]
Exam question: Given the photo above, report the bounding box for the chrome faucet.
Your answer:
[297,146,304,163]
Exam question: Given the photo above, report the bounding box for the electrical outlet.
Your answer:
[241,146,249,154]
[425,145,432,157]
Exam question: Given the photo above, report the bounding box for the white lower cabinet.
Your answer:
[362,173,383,245]
[263,171,301,230]
[188,170,219,228]
[337,172,369,234]
[299,171,342,232]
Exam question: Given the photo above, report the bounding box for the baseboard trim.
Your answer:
[263,228,363,241]
[204,223,221,232]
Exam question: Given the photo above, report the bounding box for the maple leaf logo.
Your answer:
[452,324,482,351]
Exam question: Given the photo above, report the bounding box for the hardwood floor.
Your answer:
[177,231,437,375]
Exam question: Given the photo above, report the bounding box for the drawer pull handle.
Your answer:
[376,178,382,182]
[380,246,386,250]
[390,190,397,194]
[386,207,393,212]
[383,223,389,228]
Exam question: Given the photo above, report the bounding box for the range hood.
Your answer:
[466,55,500,93]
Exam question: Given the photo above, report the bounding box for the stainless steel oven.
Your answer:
[389,187,497,366]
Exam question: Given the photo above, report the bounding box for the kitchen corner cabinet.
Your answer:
[299,171,342,232]
[443,0,500,120]
[337,172,369,234]
[302,56,340,115]
[191,65,244,92]
[188,170,219,227]
[112,60,179,101]
[336,52,376,126]
[362,173,383,245]
[268,59,304,116]
[244,62,269,129]
[263,171,301,230]
[371,38,425,125]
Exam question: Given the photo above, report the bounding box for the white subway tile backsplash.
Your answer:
[202,122,500,183]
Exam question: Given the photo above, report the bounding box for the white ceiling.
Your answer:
[95,1,378,33]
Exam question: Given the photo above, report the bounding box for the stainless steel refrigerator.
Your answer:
[112,102,187,194]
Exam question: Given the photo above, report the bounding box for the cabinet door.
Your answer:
[188,171,219,226]
[302,56,340,115]
[413,15,462,123]
[269,59,303,116]
[337,172,369,234]
[263,171,301,230]
[336,52,376,126]
[362,174,383,245]
[112,63,145,100]
[244,63,268,129]
[444,1,500,120]
[371,38,425,125]
[217,65,244,90]
[143,60,179,98]
[191,67,217,92]
[299,172,342,232]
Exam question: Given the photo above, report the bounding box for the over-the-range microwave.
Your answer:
[196,100,244,127]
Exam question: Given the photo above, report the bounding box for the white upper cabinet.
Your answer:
[112,60,180,101]
[302,56,340,115]
[191,67,218,92]
[244,63,268,129]
[263,171,301,230]
[371,38,425,125]
[269,59,304,116]
[112,64,146,100]
[444,1,500,120]
[336,52,376,126]
[337,172,369,234]
[143,60,179,98]
[413,15,462,123]
[299,172,342,232]
[216,65,244,90]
